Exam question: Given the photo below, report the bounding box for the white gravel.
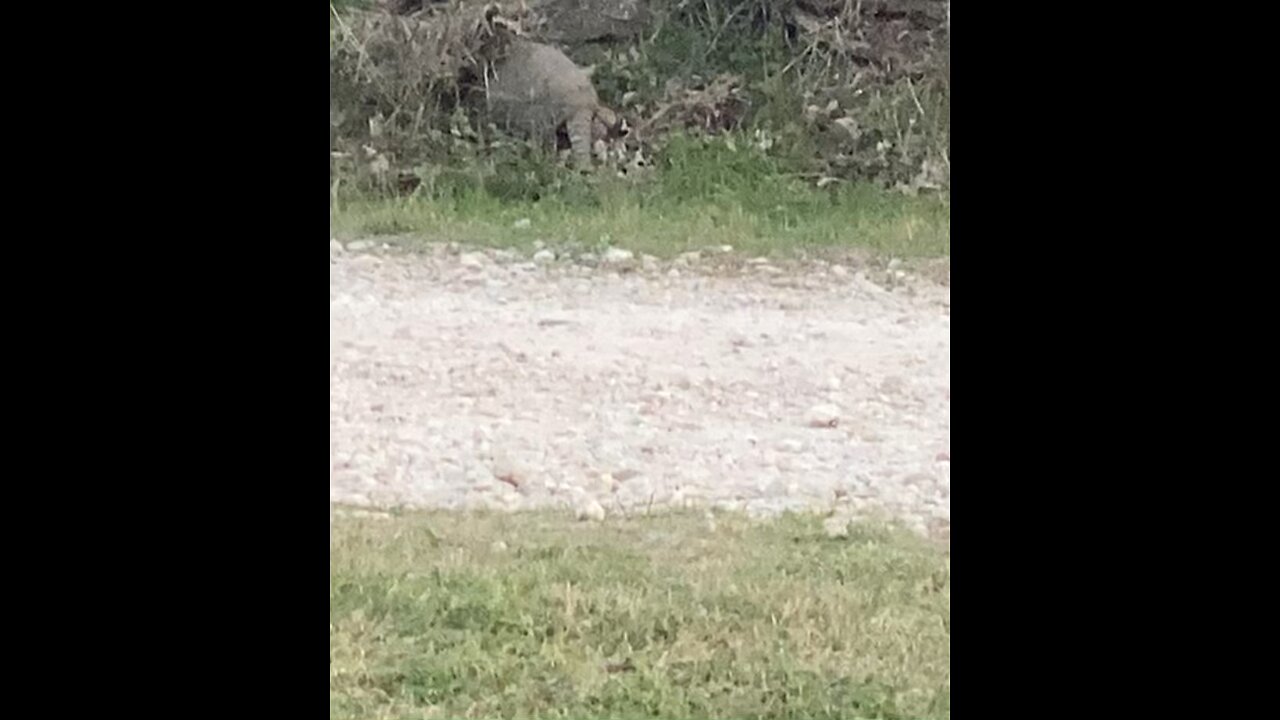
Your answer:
[330,242,950,538]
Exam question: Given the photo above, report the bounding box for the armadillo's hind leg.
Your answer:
[565,108,595,169]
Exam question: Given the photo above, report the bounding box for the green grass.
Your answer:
[330,510,951,719]
[330,136,950,260]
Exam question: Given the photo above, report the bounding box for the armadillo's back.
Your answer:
[486,40,599,138]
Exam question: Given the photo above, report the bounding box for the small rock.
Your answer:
[347,240,373,252]
[512,218,532,229]
[807,403,841,428]
[670,486,693,508]
[718,245,734,253]
[830,264,848,277]
[575,499,606,522]
[776,438,805,453]
[494,466,521,488]
[676,251,701,265]
[330,239,344,254]
[880,377,906,395]
[336,509,392,521]
[491,540,509,552]
[823,513,853,538]
[533,249,556,264]
[602,247,634,264]
[667,268,681,278]
[459,252,487,269]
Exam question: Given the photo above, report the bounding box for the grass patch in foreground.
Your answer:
[330,510,950,720]
[331,136,949,260]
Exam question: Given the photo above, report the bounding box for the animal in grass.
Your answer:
[483,39,627,167]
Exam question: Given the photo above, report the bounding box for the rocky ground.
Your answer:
[331,240,950,539]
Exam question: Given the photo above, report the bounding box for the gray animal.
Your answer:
[483,40,626,167]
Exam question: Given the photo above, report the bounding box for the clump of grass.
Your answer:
[330,509,950,719]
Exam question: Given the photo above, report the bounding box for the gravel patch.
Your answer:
[331,242,950,538]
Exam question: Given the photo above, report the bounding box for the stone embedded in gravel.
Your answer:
[347,240,373,252]
[575,499,606,522]
[459,252,487,270]
[880,376,906,395]
[494,460,522,489]
[776,438,805,453]
[533,249,556,264]
[807,403,842,428]
[830,264,849,277]
[823,512,854,538]
[602,247,635,264]
[671,485,703,508]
